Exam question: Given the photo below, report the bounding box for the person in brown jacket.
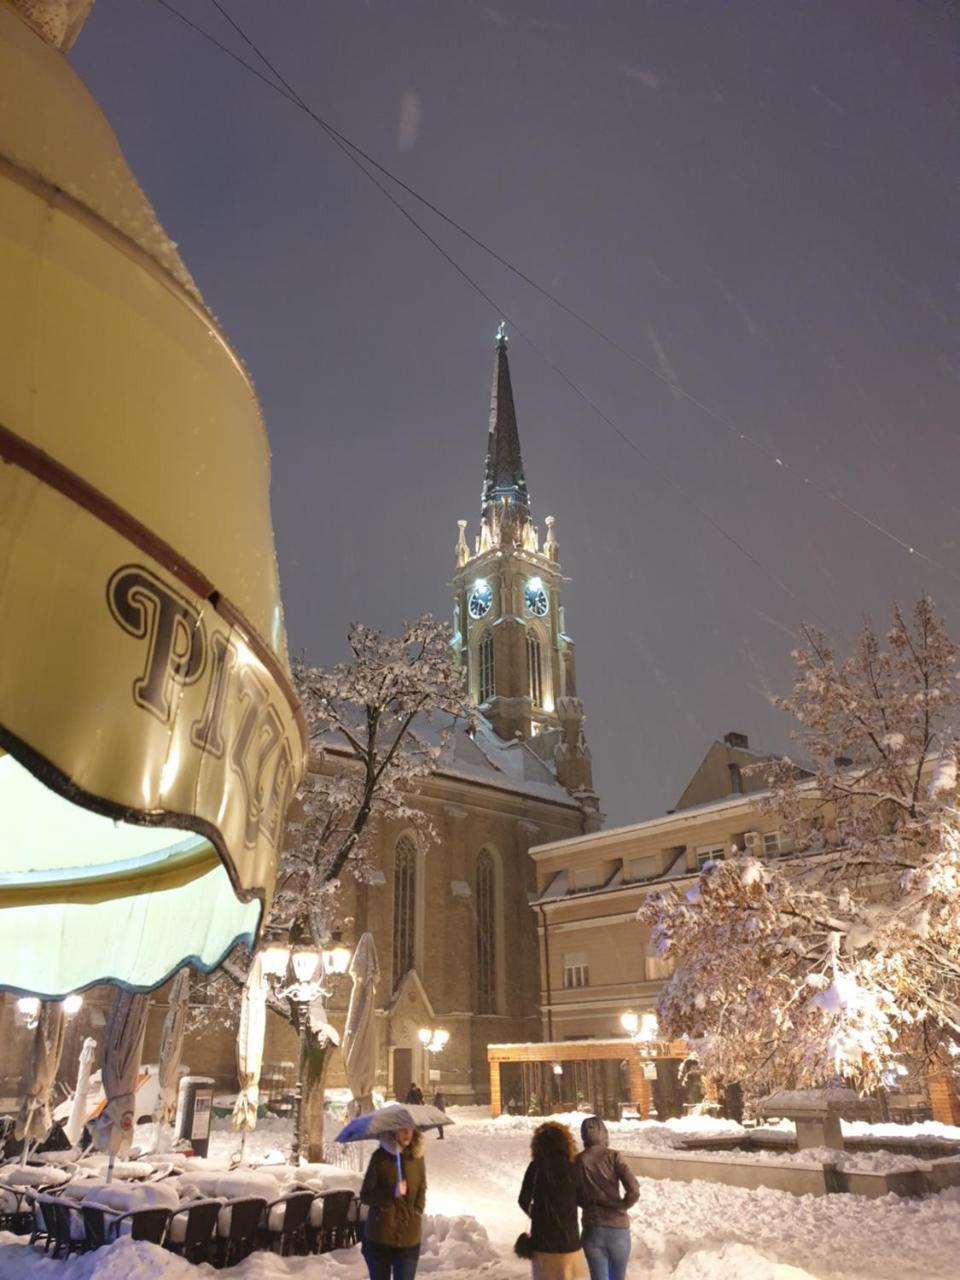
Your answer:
[359,1125,426,1280]
[575,1116,640,1280]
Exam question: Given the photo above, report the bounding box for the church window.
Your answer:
[476,849,497,1013]
[526,632,543,705]
[393,834,417,985]
[563,952,589,989]
[478,632,495,703]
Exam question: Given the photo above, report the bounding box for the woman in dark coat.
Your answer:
[517,1121,586,1280]
[360,1125,426,1280]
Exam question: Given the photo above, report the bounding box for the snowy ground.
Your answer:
[2,1108,960,1278]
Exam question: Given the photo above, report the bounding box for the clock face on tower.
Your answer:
[524,578,549,617]
[468,580,493,619]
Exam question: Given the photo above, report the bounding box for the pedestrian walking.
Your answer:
[575,1116,639,1280]
[517,1120,586,1280]
[433,1089,446,1140]
[405,1082,424,1106]
[359,1124,426,1280]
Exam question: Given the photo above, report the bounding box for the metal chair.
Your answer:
[83,1203,171,1249]
[166,1198,222,1264]
[314,1188,356,1253]
[215,1196,267,1267]
[81,1202,113,1251]
[263,1191,314,1256]
[110,1206,172,1245]
[32,1192,85,1257]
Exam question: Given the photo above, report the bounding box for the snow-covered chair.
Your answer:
[310,1189,356,1253]
[32,1191,86,1258]
[165,1198,222,1264]
[262,1191,314,1255]
[215,1196,267,1267]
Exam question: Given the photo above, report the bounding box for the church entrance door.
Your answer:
[392,1047,413,1102]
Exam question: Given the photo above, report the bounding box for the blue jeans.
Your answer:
[582,1226,631,1280]
[361,1238,420,1280]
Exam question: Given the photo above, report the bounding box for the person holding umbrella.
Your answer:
[359,1122,426,1280]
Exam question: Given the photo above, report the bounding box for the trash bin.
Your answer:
[174,1076,215,1158]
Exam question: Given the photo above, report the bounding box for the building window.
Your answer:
[629,855,658,881]
[393,834,417,986]
[478,632,495,703]
[696,844,725,869]
[527,632,543,705]
[563,952,589,989]
[763,831,781,855]
[573,867,598,892]
[476,849,497,1014]
[645,939,674,980]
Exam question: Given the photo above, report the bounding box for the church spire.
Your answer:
[482,323,530,528]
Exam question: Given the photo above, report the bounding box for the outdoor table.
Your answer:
[59,1178,180,1212]
[177,1169,281,1201]
[75,1158,155,1181]
[0,1164,72,1188]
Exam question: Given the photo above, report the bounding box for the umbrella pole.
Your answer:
[19,1138,31,1167]
[106,1153,115,1184]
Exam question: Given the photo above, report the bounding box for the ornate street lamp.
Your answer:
[263,934,351,1163]
[417,1027,450,1054]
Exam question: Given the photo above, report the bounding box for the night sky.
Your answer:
[70,0,960,827]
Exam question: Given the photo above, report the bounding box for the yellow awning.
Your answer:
[0,3,306,994]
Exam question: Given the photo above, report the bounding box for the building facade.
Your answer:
[529,733,785,1043]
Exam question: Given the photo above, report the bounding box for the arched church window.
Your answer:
[526,632,543,706]
[476,848,497,1013]
[478,632,495,703]
[393,833,417,986]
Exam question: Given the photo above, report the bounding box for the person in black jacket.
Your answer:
[404,1083,424,1106]
[517,1121,586,1280]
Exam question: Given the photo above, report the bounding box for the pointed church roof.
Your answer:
[482,325,530,518]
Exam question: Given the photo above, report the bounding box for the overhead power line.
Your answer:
[150,0,952,615]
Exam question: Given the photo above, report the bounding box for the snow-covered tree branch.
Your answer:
[640,598,960,1093]
[190,614,475,1028]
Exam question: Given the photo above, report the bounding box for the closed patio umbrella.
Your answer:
[0,2,305,998]
[232,954,269,1137]
[63,1036,97,1147]
[91,990,149,1172]
[15,999,66,1146]
[155,969,191,1125]
[341,933,381,1113]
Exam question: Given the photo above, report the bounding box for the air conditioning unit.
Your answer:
[744,831,762,853]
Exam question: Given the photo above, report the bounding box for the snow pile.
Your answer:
[415,1215,500,1273]
[0,1214,501,1279]
[671,1241,817,1279]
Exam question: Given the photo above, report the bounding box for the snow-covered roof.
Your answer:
[317,712,581,810]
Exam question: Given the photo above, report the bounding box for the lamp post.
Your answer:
[261,934,351,1165]
[621,1009,660,1119]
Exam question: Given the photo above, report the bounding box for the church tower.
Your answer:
[453,326,596,803]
